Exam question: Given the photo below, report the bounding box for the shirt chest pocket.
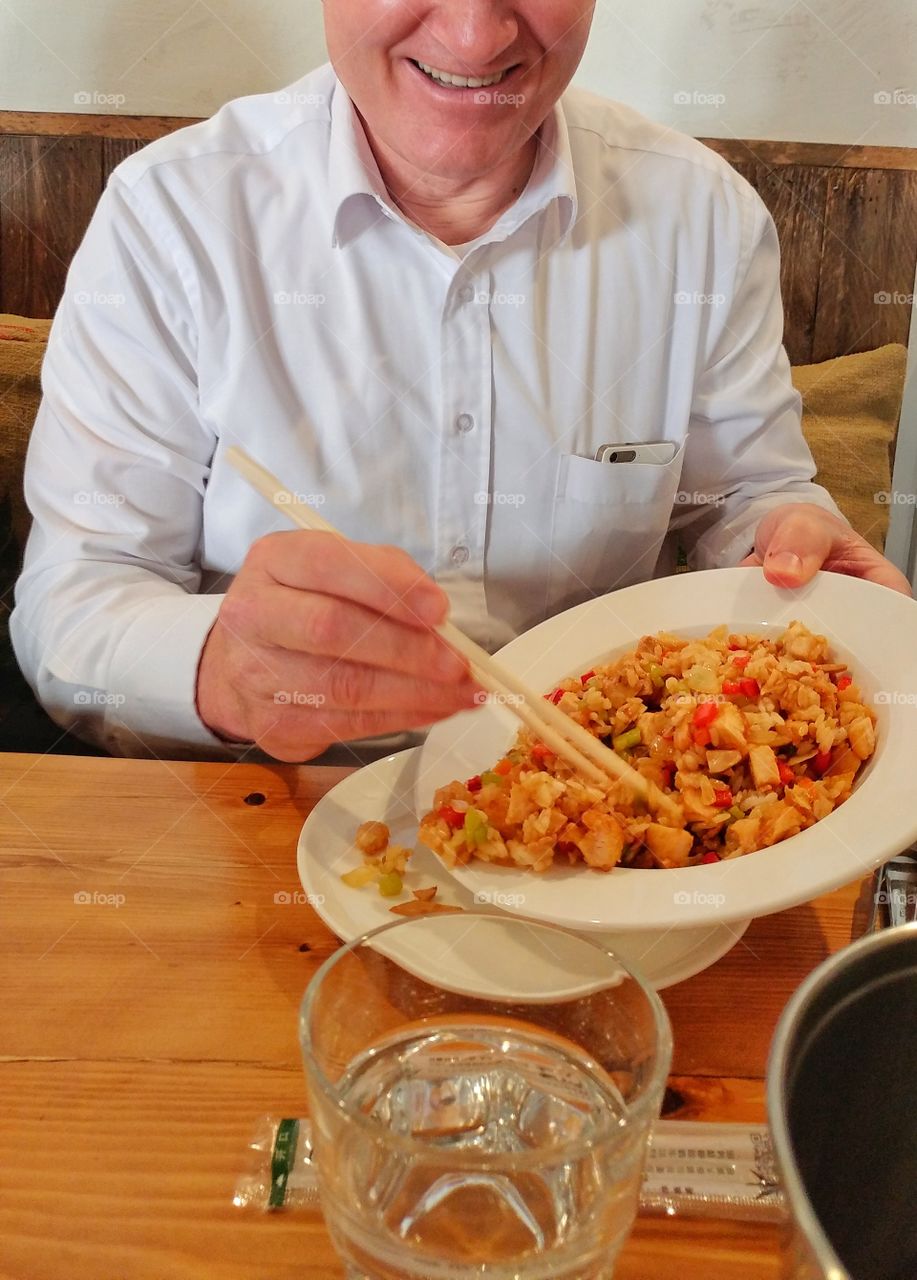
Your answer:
[544,442,687,615]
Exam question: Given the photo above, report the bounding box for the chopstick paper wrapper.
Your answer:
[233,1117,786,1223]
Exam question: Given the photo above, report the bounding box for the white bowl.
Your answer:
[416,569,917,934]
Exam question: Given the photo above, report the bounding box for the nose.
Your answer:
[434,1,520,71]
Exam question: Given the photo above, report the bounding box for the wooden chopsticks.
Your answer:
[226,446,679,819]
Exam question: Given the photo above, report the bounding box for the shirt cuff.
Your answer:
[692,485,845,570]
[102,591,229,756]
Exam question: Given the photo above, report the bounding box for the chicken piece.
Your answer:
[355,820,390,856]
[759,802,803,846]
[708,702,748,752]
[644,823,694,868]
[847,716,876,761]
[577,809,626,870]
[724,815,762,857]
[706,748,742,773]
[748,744,781,790]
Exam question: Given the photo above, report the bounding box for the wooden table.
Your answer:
[0,751,873,1279]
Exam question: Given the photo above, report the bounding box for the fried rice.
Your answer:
[417,622,877,873]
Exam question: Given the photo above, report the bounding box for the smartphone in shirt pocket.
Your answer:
[544,439,687,616]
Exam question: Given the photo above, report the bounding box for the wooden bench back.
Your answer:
[1,112,916,365]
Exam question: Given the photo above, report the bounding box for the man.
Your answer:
[12,1,910,761]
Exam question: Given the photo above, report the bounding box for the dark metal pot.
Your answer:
[767,923,917,1280]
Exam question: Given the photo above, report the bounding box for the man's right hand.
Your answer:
[196,531,483,761]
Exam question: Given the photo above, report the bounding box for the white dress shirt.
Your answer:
[12,62,841,758]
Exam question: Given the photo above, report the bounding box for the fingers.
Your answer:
[758,513,834,588]
[222,582,469,682]
[247,531,449,629]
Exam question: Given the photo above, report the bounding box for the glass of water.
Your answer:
[299,910,672,1280]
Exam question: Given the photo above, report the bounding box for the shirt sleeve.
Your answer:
[11,172,230,757]
[669,191,845,569]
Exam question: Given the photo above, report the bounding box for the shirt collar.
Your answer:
[329,76,578,251]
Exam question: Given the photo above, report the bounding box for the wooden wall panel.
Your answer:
[0,116,915,363]
[0,135,102,318]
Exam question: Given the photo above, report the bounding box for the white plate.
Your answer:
[416,568,917,933]
[298,748,750,990]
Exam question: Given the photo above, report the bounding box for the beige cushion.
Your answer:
[792,343,909,552]
[0,314,51,550]
[0,318,909,558]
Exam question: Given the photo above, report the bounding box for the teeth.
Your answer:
[415,60,508,89]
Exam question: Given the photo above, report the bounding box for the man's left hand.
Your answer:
[740,502,912,596]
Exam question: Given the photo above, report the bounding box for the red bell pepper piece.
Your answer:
[466,775,482,793]
[438,806,465,829]
[493,758,513,775]
[580,670,595,684]
[739,677,760,699]
[701,851,721,864]
[713,787,733,809]
[836,675,853,692]
[721,680,741,695]
[732,653,750,670]
[531,742,554,763]
[813,750,832,777]
[692,701,719,728]
[777,760,794,786]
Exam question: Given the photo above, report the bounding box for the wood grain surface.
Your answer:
[0,751,870,1279]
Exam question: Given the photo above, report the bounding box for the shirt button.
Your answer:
[457,285,475,305]
[455,413,475,434]
[450,544,470,566]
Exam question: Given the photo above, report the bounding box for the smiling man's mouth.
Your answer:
[410,59,517,89]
